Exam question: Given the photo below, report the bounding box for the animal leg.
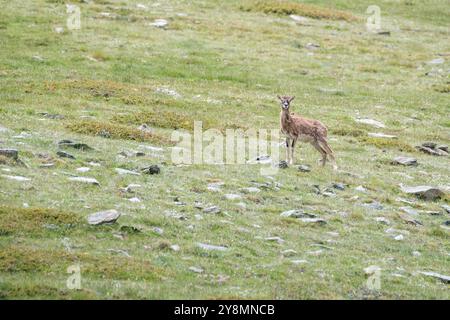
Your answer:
[311,140,327,166]
[290,138,297,165]
[318,139,338,170]
[285,137,291,164]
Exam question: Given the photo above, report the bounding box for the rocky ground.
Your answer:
[0,0,449,299]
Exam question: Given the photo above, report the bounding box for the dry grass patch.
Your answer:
[240,0,358,21]
[66,120,170,144]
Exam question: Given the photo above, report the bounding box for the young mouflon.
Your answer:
[278,95,337,170]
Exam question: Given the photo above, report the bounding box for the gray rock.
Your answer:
[0,149,18,160]
[88,209,120,225]
[280,209,316,219]
[240,187,261,194]
[416,144,448,156]
[305,42,320,50]
[207,181,224,192]
[0,125,8,133]
[57,151,75,159]
[400,206,419,216]
[298,164,311,172]
[197,242,228,251]
[68,176,100,186]
[203,206,221,214]
[419,271,450,283]
[442,205,450,214]
[392,156,418,166]
[224,193,242,201]
[400,184,444,201]
[137,124,152,133]
[1,174,31,182]
[368,132,397,139]
[58,140,92,151]
[427,58,445,65]
[278,160,288,169]
[300,218,327,225]
[362,201,383,210]
[115,168,140,176]
[189,266,204,273]
[375,217,390,225]
[355,118,385,128]
[291,259,309,265]
[265,236,285,244]
[332,183,346,191]
[141,165,160,175]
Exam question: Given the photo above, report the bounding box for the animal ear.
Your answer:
[277,95,282,101]
[289,96,295,102]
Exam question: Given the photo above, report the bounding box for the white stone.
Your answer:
[68,176,100,185]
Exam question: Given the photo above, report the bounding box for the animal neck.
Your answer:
[280,108,291,122]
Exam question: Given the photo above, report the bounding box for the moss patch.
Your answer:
[240,0,358,21]
[66,120,170,144]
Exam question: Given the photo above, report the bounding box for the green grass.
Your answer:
[0,0,449,299]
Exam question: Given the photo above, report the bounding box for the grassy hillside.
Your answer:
[0,0,449,299]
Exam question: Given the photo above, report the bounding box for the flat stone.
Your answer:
[1,174,31,182]
[189,266,204,273]
[300,218,327,225]
[362,201,383,210]
[87,209,120,225]
[58,140,92,151]
[68,176,100,186]
[442,205,450,214]
[427,58,445,65]
[332,183,346,191]
[375,217,390,225]
[0,149,18,160]
[197,242,228,251]
[240,187,261,194]
[203,206,221,214]
[368,132,397,139]
[115,168,141,176]
[291,259,309,265]
[398,212,423,226]
[76,167,90,173]
[207,181,224,192]
[392,156,418,166]
[265,236,285,244]
[355,118,385,128]
[298,164,311,172]
[57,151,75,159]
[224,194,242,201]
[364,265,381,274]
[419,271,450,283]
[400,206,418,216]
[416,145,448,156]
[149,19,168,28]
[400,184,444,201]
[280,209,316,218]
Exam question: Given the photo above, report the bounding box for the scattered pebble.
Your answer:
[87,209,120,225]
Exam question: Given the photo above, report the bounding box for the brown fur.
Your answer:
[278,95,337,169]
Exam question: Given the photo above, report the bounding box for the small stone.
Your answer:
[137,124,152,133]
[1,175,31,182]
[332,183,346,191]
[364,265,381,275]
[419,271,450,283]
[375,217,390,225]
[355,185,367,193]
[394,234,404,241]
[278,160,288,169]
[58,140,92,151]
[197,242,228,251]
[412,251,421,257]
[115,168,141,176]
[170,244,180,251]
[76,167,90,173]
[398,212,423,226]
[207,181,224,192]
[57,151,75,159]
[54,26,64,33]
[400,184,444,201]
[128,197,141,203]
[368,132,397,139]
[427,58,445,65]
[152,227,164,235]
[282,249,297,256]
[289,14,308,23]
[189,266,204,273]
[265,236,284,244]
[392,156,418,166]
[87,209,120,225]
[0,149,18,160]
[68,176,100,186]
[362,201,383,210]
[141,165,160,175]
[355,118,385,128]
[149,19,169,28]
[224,194,242,201]
[280,209,316,218]
[240,187,261,194]
[442,205,450,214]
[400,206,418,216]
[291,259,309,265]
[305,42,320,50]
[307,249,324,256]
[300,218,327,225]
[297,164,311,172]
[203,206,221,214]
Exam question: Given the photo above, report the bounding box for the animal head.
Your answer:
[277,95,295,110]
